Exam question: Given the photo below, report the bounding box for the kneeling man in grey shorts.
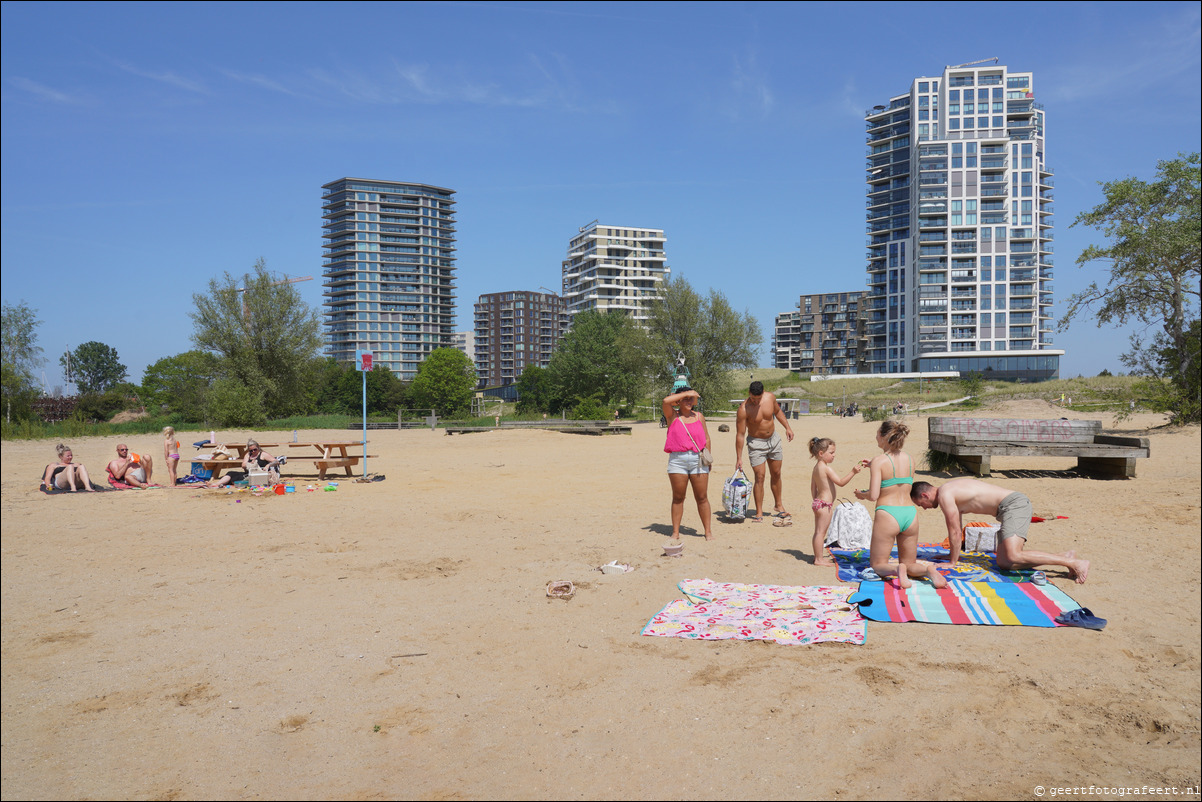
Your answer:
[911,477,1091,584]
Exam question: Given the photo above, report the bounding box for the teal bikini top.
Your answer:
[879,453,913,487]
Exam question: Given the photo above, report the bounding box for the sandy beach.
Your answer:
[2,399,1199,800]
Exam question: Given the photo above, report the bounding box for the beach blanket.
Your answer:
[848,579,1081,627]
[641,579,866,645]
[106,467,134,489]
[832,544,1037,584]
[40,482,108,494]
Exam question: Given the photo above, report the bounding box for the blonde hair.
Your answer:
[162,426,175,439]
[56,443,71,459]
[878,420,910,450]
[808,437,834,459]
[246,439,260,449]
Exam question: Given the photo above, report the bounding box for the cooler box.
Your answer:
[248,469,271,487]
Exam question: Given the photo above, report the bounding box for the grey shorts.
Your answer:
[667,451,709,475]
[997,492,1033,541]
[129,466,146,483]
[747,432,783,467]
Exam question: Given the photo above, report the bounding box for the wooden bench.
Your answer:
[927,417,1150,478]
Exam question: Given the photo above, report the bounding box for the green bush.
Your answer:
[861,406,890,422]
[206,379,267,427]
[570,394,610,421]
[923,448,961,474]
[75,389,134,423]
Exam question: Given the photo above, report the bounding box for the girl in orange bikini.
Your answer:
[163,426,181,487]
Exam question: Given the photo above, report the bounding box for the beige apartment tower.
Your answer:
[561,220,669,324]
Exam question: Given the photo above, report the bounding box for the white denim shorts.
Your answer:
[667,450,709,475]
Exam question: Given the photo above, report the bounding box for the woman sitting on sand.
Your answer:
[41,444,96,492]
[663,387,713,541]
[854,421,945,589]
[208,439,284,488]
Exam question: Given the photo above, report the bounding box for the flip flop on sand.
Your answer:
[1054,608,1106,630]
[772,517,793,527]
[773,511,791,519]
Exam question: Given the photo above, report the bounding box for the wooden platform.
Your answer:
[927,417,1150,478]
[444,422,632,436]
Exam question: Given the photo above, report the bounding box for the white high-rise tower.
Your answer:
[865,61,1062,379]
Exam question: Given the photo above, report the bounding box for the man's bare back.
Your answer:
[935,477,1013,517]
[913,476,1090,583]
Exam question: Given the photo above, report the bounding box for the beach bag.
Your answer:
[826,500,873,550]
[723,469,751,519]
[963,522,1001,553]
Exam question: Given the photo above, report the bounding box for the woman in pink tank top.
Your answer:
[662,387,713,541]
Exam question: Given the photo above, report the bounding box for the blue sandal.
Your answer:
[1054,607,1107,630]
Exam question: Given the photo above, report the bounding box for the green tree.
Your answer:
[206,378,267,427]
[1064,152,1200,422]
[409,348,476,417]
[1,300,43,423]
[62,341,127,394]
[515,364,552,414]
[644,275,762,407]
[1134,319,1201,422]
[142,350,223,422]
[960,371,984,397]
[190,258,322,418]
[544,310,649,412]
[312,359,410,416]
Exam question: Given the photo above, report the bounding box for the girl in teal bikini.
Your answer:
[854,421,946,589]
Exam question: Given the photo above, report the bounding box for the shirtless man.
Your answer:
[107,443,154,489]
[911,477,1090,583]
[734,381,795,522]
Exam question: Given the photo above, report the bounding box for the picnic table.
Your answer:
[190,443,280,482]
[287,441,376,479]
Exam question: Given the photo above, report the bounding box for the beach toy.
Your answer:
[285,485,295,494]
[324,484,337,492]
[663,542,683,557]
[274,484,286,495]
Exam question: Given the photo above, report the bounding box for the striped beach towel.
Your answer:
[848,579,1081,627]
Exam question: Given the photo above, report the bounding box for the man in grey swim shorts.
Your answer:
[734,381,794,522]
[911,477,1091,584]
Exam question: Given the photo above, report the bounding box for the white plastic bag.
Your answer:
[723,469,751,519]
[826,500,873,550]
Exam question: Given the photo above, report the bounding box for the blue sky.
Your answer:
[3,0,1199,389]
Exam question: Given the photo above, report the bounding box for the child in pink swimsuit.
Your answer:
[808,437,866,567]
[163,426,180,487]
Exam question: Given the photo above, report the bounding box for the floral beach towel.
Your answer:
[641,579,866,645]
